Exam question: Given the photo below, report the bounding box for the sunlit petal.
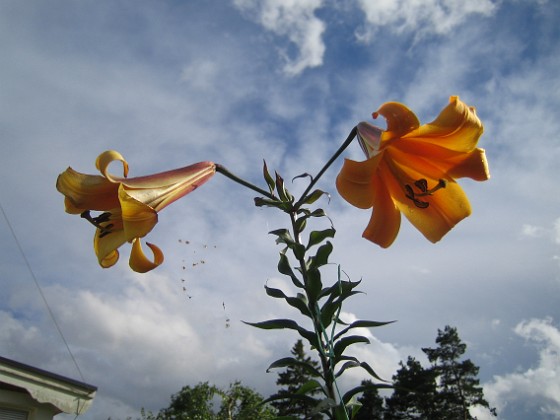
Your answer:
[123,161,216,212]
[129,239,164,273]
[384,153,472,243]
[403,96,483,152]
[94,224,125,269]
[96,150,129,181]
[362,170,401,248]
[373,101,420,141]
[56,168,119,213]
[336,156,382,209]
[118,185,158,242]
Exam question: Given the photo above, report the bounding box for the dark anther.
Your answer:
[80,210,114,237]
[414,179,428,193]
[404,178,447,209]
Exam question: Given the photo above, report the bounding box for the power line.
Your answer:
[0,202,85,383]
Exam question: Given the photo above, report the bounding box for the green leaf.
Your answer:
[342,383,393,404]
[243,319,318,347]
[296,379,323,395]
[277,252,304,288]
[264,285,311,317]
[254,197,282,208]
[312,241,333,267]
[275,172,293,203]
[302,189,330,205]
[333,319,395,341]
[294,217,307,233]
[334,335,370,358]
[293,243,306,260]
[269,228,295,246]
[262,160,276,193]
[305,268,322,303]
[307,228,336,249]
[318,279,362,300]
[334,359,386,382]
[266,357,322,377]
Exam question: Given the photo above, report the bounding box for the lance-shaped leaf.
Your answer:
[333,335,370,359]
[335,358,385,382]
[309,241,333,269]
[277,252,304,288]
[262,160,276,193]
[305,267,323,303]
[266,357,322,377]
[254,197,283,208]
[244,319,318,347]
[269,228,295,246]
[275,172,293,203]
[264,285,311,317]
[333,319,395,341]
[297,379,323,395]
[307,228,336,249]
[342,383,393,404]
[301,189,330,205]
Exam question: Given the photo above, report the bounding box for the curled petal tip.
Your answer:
[129,239,164,273]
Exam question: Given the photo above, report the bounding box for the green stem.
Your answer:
[295,126,357,208]
[289,210,337,418]
[215,164,276,200]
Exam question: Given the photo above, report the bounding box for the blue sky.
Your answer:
[1,0,559,418]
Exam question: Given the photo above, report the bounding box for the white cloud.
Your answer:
[233,0,326,75]
[355,0,496,42]
[483,318,560,417]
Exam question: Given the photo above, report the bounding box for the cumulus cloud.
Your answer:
[482,318,560,417]
[355,0,496,42]
[233,0,326,75]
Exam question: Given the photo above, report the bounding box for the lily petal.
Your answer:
[336,155,383,209]
[94,215,126,268]
[129,239,164,273]
[403,96,483,153]
[96,150,129,181]
[119,185,158,241]
[384,151,472,243]
[373,102,420,141]
[123,162,216,212]
[362,170,401,248]
[56,168,119,213]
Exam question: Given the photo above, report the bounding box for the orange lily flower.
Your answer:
[336,96,489,247]
[57,151,215,272]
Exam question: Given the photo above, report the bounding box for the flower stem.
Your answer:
[295,126,357,208]
[215,164,276,200]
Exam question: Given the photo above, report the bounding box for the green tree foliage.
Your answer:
[143,381,276,420]
[422,326,497,419]
[367,326,496,419]
[270,339,322,419]
[384,357,438,419]
[355,380,385,420]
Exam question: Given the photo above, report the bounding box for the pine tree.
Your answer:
[355,380,385,420]
[422,326,497,419]
[270,339,321,418]
[384,356,438,419]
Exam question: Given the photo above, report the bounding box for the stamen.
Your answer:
[80,210,114,236]
[404,178,447,208]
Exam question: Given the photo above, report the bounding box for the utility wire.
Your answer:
[0,202,85,383]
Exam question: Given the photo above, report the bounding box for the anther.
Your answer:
[404,178,447,209]
[80,210,114,236]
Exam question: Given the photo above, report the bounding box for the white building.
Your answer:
[0,356,96,419]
